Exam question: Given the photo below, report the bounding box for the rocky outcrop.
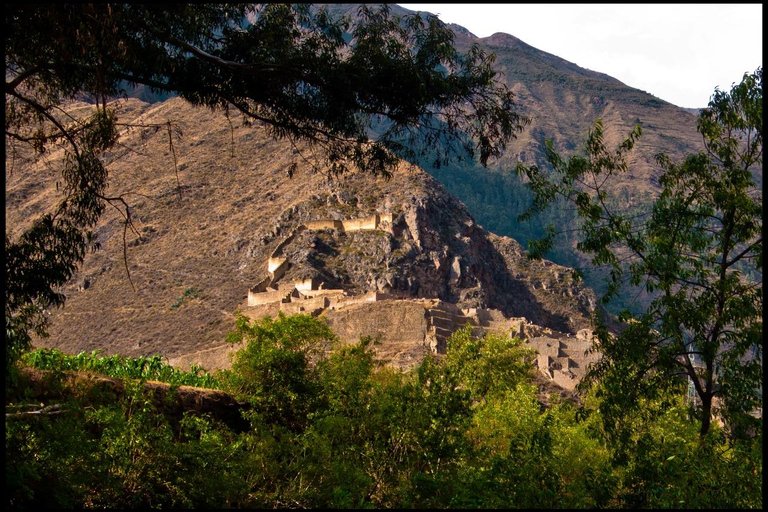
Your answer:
[241,170,598,336]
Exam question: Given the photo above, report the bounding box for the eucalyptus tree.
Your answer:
[5,4,529,371]
[515,68,762,438]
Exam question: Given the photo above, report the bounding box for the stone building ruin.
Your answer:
[242,212,599,391]
[247,213,394,308]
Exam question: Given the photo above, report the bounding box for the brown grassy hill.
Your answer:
[477,31,704,179]
[6,97,599,371]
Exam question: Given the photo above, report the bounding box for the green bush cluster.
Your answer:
[169,286,202,310]
[6,314,762,508]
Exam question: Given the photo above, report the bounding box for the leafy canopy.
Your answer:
[8,312,762,508]
[515,68,762,438]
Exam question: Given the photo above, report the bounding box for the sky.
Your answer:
[398,3,762,109]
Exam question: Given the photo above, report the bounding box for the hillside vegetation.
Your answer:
[7,314,762,509]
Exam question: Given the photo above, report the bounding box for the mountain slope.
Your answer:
[6,98,598,370]
[8,5,714,372]
[384,4,708,311]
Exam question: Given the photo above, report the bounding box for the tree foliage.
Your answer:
[8,313,761,508]
[515,68,762,438]
[223,312,335,431]
[5,4,529,371]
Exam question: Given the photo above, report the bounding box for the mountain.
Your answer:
[383,4,708,311]
[7,4,713,382]
[6,98,600,385]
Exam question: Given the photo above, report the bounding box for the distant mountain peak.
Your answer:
[445,22,477,39]
[482,32,524,47]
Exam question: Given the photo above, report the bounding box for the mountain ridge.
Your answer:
[385,3,708,310]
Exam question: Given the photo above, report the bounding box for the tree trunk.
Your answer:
[700,393,712,436]
[15,367,252,433]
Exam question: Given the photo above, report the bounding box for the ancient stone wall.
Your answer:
[538,354,552,376]
[333,291,387,309]
[321,299,432,371]
[250,276,273,294]
[305,219,343,231]
[267,256,286,274]
[341,214,379,232]
[552,371,579,391]
[304,214,390,234]
[279,295,329,315]
[294,277,318,292]
[295,288,346,300]
[248,289,290,307]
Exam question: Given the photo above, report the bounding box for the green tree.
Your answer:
[441,325,535,402]
[5,4,529,373]
[515,68,762,438]
[223,312,335,431]
[6,375,251,508]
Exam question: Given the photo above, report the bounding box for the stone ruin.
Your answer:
[526,329,601,391]
[241,212,600,391]
[246,213,394,311]
[413,301,601,390]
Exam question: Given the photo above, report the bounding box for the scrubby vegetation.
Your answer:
[6,313,761,508]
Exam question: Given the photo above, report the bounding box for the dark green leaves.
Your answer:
[516,69,762,438]
[7,312,762,508]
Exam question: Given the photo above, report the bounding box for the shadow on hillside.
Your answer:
[470,231,580,334]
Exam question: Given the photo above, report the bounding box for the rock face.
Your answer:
[239,163,598,334]
[7,97,601,391]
